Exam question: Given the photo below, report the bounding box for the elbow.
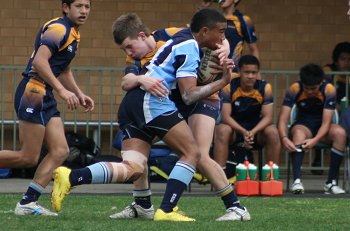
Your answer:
[182,96,194,105]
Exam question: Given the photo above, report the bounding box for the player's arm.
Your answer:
[178,59,233,105]
[247,42,260,61]
[250,103,273,136]
[58,67,94,112]
[32,45,80,111]
[277,105,296,152]
[121,65,167,96]
[221,102,247,135]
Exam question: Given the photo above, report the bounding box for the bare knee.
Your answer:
[215,124,232,143]
[47,146,70,164]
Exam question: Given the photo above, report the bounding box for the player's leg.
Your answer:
[149,113,200,221]
[51,137,151,212]
[256,124,281,164]
[289,124,311,194]
[11,121,60,216]
[0,121,44,168]
[109,136,154,219]
[110,130,153,219]
[189,113,250,221]
[213,123,233,168]
[16,117,68,216]
[322,124,346,194]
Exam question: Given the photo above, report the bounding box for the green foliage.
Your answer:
[0,194,349,231]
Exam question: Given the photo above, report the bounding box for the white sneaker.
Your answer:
[216,207,251,221]
[14,202,58,216]
[291,179,304,194]
[109,202,154,219]
[324,180,345,194]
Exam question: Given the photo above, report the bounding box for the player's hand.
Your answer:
[301,138,317,150]
[57,88,80,110]
[221,58,235,84]
[78,94,94,112]
[215,42,230,65]
[281,137,297,152]
[138,75,169,97]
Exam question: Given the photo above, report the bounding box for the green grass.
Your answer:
[0,194,349,231]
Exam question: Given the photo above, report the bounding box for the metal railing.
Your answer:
[0,66,349,171]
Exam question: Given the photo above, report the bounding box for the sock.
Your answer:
[20,181,43,205]
[326,148,344,184]
[217,184,243,210]
[292,151,304,180]
[159,161,195,212]
[133,189,152,209]
[69,167,92,186]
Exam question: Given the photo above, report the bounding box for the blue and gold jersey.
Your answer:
[222,77,273,129]
[282,81,337,122]
[124,27,183,75]
[225,10,257,69]
[324,64,348,103]
[22,16,80,83]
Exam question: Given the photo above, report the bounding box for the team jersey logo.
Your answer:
[68,45,73,53]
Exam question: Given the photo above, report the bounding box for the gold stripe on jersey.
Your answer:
[226,15,243,38]
[59,27,80,52]
[231,88,263,104]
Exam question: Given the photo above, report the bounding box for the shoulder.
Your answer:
[42,17,68,37]
[323,82,336,94]
[289,82,301,92]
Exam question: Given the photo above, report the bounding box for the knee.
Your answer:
[121,150,148,182]
[52,146,70,163]
[124,161,144,182]
[215,124,232,142]
[20,154,40,168]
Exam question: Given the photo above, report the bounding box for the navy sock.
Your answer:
[326,149,344,184]
[20,182,43,205]
[69,168,92,186]
[292,151,304,180]
[221,191,242,209]
[135,196,152,209]
[160,179,187,212]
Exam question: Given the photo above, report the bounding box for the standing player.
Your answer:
[0,0,94,216]
[219,0,260,71]
[52,8,250,222]
[108,13,249,221]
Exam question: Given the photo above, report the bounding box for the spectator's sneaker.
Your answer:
[153,209,195,222]
[216,207,251,221]
[291,179,304,194]
[15,202,58,216]
[109,202,154,219]
[51,166,72,212]
[324,180,345,194]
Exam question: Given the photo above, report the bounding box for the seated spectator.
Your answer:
[213,55,280,172]
[323,41,350,105]
[278,63,346,194]
[312,42,350,172]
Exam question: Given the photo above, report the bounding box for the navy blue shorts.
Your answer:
[118,88,184,144]
[176,99,220,121]
[15,77,59,126]
[291,119,321,137]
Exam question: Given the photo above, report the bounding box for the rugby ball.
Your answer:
[197,47,217,85]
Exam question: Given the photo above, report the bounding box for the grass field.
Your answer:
[0,194,349,231]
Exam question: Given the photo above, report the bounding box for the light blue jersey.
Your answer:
[143,28,200,123]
